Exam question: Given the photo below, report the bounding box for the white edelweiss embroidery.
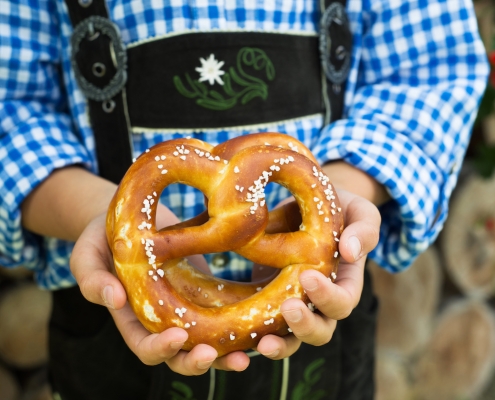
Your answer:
[195,54,225,86]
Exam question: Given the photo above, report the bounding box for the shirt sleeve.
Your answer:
[0,1,92,270]
[313,0,490,272]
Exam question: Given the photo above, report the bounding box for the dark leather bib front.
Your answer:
[125,32,323,130]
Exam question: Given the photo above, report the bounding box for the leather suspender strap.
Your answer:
[320,0,352,125]
[65,0,133,184]
[65,0,108,25]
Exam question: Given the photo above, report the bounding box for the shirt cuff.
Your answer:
[313,119,460,272]
[0,114,92,273]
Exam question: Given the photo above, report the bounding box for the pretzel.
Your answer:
[106,133,344,356]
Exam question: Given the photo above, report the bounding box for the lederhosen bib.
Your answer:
[49,1,377,399]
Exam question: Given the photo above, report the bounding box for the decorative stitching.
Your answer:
[195,54,226,86]
[126,29,318,49]
[169,381,197,400]
[290,358,328,400]
[173,47,275,111]
[130,113,323,134]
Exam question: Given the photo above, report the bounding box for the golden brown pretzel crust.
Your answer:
[106,133,344,356]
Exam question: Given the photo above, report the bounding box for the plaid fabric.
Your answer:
[0,0,489,289]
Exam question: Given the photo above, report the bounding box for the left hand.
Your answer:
[255,189,381,359]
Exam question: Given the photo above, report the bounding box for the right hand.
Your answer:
[70,208,252,375]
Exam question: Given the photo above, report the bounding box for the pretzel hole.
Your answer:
[156,183,209,232]
[154,182,305,281]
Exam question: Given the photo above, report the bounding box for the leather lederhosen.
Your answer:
[49,1,377,399]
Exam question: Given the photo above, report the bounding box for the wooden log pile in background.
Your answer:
[0,283,51,369]
[372,173,495,400]
[369,247,442,357]
[0,267,52,400]
[441,176,495,299]
[414,300,495,400]
[373,2,495,395]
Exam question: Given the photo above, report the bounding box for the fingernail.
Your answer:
[264,349,280,358]
[349,236,362,260]
[102,285,115,309]
[283,309,302,323]
[301,277,318,292]
[197,360,214,369]
[170,341,185,350]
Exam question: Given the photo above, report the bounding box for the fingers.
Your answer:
[211,351,250,371]
[280,297,338,346]
[111,303,215,373]
[277,258,367,347]
[110,303,249,374]
[337,190,381,263]
[167,348,250,375]
[70,214,127,310]
[298,263,365,320]
[258,190,379,351]
[166,345,219,375]
[111,303,189,364]
[257,332,302,360]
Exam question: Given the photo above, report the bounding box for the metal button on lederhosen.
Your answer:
[47,1,376,399]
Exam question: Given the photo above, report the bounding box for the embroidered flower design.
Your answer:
[174,47,275,110]
[195,54,225,86]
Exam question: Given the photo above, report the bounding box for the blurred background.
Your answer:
[372,1,495,399]
[1,1,495,399]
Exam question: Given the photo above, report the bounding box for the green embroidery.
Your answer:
[173,47,275,111]
[290,358,328,400]
[168,381,196,400]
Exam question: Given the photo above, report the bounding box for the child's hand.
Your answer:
[254,189,381,359]
[70,162,381,372]
[70,207,251,375]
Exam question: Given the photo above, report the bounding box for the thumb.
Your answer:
[337,190,381,263]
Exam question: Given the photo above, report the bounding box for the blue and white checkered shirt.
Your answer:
[0,0,489,290]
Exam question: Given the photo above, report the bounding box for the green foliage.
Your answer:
[472,143,495,178]
[475,84,495,126]
[473,45,495,178]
